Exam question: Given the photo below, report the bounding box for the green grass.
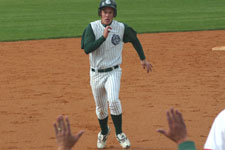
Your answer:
[0,0,225,41]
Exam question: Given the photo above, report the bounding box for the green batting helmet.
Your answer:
[98,0,117,17]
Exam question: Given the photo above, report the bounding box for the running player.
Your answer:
[81,0,152,148]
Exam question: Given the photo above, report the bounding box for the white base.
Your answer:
[212,46,225,51]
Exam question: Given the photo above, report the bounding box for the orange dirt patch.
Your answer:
[0,30,225,150]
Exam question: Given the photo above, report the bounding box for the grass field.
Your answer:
[0,0,225,41]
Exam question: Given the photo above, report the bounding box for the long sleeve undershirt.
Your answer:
[178,141,196,150]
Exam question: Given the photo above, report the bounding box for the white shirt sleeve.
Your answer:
[204,109,225,150]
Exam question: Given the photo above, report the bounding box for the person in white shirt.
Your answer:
[204,109,225,150]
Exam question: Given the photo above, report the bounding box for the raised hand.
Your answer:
[54,115,84,150]
[157,108,187,144]
[103,26,112,38]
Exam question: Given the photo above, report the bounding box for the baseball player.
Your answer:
[204,109,225,150]
[81,0,152,148]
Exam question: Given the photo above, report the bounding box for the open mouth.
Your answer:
[105,19,110,22]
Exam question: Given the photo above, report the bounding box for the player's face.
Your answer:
[101,7,114,25]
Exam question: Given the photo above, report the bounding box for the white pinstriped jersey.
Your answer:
[90,20,125,69]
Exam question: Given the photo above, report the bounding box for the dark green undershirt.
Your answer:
[81,21,146,60]
[178,141,196,150]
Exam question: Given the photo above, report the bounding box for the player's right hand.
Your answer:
[141,59,153,73]
[103,26,112,38]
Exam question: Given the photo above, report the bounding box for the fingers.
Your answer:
[64,116,85,138]
[170,108,177,122]
[141,60,153,73]
[148,64,153,72]
[54,115,68,135]
[167,110,173,130]
[53,123,58,136]
[55,115,84,136]
[65,116,71,135]
[58,115,66,134]
[106,26,112,31]
[176,110,186,128]
[72,130,85,146]
[142,64,145,69]
[146,63,150,73]
[103,26,112,38]
[170,108,183,124]
[76,130,85,139]
[168,108,181,128]
[157,129,167,136]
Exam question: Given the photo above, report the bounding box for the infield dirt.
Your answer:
[0,30,225,150]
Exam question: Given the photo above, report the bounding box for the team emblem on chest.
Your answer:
[111,34,121,46]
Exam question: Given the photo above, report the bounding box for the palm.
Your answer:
[54,116,84,150]
[157,108,187,144]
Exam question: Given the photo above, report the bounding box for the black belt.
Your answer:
[91,65,119,73]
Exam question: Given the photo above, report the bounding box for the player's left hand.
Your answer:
[141,59,152,73]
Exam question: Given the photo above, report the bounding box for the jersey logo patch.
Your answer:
[111,34,120,46]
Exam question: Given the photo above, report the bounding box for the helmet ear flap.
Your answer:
[114,10,117,17]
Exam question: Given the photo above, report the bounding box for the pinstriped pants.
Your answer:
[90,67,122,120]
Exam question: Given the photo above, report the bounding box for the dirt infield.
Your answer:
[0,30,225,150]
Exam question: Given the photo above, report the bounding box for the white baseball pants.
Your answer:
[90,67,122,120]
